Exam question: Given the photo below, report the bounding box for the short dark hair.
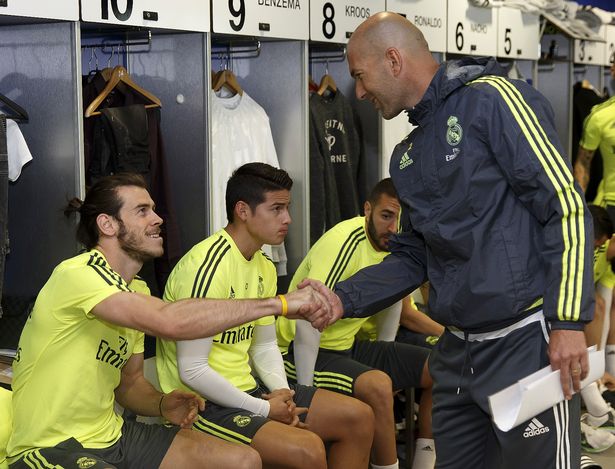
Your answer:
[225,163,293,223]
[65,173,147,249]
[367,178,398,206]
[589,204,613,241]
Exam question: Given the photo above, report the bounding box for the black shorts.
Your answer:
[283,339,429,396]
[193,383,317,445]
[9,419,180,469]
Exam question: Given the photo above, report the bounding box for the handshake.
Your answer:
[282,279,343,331]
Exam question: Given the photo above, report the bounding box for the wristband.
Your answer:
[277,294,288,317]
[158,393,165,417]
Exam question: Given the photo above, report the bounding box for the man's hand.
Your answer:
[285,284,329,331]
[160,390,205,428]
[262,389,309,428]
[262,389,296,424]
[602,372,615,391]
[548,329,589,400]
[297,278,344,327]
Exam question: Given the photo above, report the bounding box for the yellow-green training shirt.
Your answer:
[580,97,615,205]
[277,216,388,351]
[7,250,148,462]
[157,229,276,395]
[594,239,615,289]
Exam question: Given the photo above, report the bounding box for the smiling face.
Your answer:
[244,189,292,247]
[114,185,164,262]
[365,193,401,251]
[348,48,401,120]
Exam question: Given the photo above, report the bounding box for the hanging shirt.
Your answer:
[210,89,287,274]
[0,116,33,182]
[6,120,32,182]
[309,90,364,245]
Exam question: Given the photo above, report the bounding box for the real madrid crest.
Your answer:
[257,275,264,297]
[446,116,463,147]
[233,415,252,427]
[76,457,97,469]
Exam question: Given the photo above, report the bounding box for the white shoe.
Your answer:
[581,419,615,453]
[585,404,615,434]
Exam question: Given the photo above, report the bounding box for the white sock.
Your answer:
[371,461,399,469]
[581,382,610,426]
[606,345,615,375]
[412,438,436,469]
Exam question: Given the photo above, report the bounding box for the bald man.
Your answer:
[305,12,594,469]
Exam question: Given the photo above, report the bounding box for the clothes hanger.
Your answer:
[84,65,162,117]
[317,60,337,96]
[317,74,337,96]
[212,69,243,96]
[0,93,29,123]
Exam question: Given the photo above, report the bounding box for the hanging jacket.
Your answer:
[336,57,594,332]
[82,72,182,295]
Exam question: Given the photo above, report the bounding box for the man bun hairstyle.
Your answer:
[65,173,147,249]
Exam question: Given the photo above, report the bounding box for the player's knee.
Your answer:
[218,445,262,469]
[356,370,393,407]
[292,432,327,469]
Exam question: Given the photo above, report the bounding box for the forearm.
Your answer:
[162,297,283,340]
[250,324,290,391]
[574,147,594,192]
[375,301,402,342]
[114,294,283,340]
[400,308,444,336]
[335,231,427,318]
[336,257,424,318]
[115,375,163,417]
[294,320,321,385]
[177,338,270,416]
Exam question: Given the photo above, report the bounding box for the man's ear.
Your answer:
[96,214,118,237]
[235,201,250,222]
[364,201,372,218]
[385,47,402,76]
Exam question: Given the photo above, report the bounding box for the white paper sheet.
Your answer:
[488,346,605,432]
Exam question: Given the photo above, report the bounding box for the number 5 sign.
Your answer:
[497,7,539,60]
[80,0,209,32]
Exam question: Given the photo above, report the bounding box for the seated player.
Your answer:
[157,163,375,469]
[277,178,435,469]
[580,205,615,452]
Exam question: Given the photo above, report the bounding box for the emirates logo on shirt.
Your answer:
[95,336,128,369]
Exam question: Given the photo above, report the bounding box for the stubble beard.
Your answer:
[117,218,159,263]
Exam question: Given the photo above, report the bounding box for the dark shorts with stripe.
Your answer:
[430,321,580,469]
[283,339,429,395]
[9,419,180,469]
[193,383,316,445]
